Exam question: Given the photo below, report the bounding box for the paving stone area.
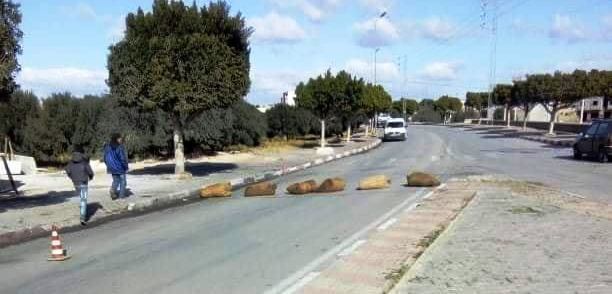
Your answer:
[299,187,476,294]
[392,184,612,294]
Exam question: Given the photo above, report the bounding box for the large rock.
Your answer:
[200,182,232,198]
[286,180,318,195]
[316,177,346,193]
[406,172,440,187]
[245,182,277,197]
[358,175,391,190]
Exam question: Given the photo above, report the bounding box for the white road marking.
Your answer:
[431,155,439,162]
[337,239,367,257]
[403,203,419,213]
[281,272,321,294]
[376,218,398,231]
[264,188,427,294]
[422,191,434,199]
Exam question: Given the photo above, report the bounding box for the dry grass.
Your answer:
[251,138,319,153]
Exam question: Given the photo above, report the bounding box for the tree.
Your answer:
[391,98,418,119]
[434,95,462,123]
[266,104,318,139]
[295,70,365,147]
[492,84,513,127]
[528,71,586,135]
[0,90,39,152]
[465,92,488,121]
[360,83,392,134]
[511,80,533,130]
[107,0,252,174]
[0,0,22,102]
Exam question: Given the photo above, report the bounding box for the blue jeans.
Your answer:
[111,174,127,198]
[75,184,88,221]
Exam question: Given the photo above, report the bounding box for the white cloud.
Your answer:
[72,2,98,20]
[18,67,108,97]
[549,14,588,43]
[354,17,400,47]
[421,61,463,81]
[299,0,342,22]
[249,69,307,104]
[268,0,342,23]
[61,2,125,43]
[345,58,399,82]
[360,0,394,12]
[421,17,456,41]
[250,12,307,44]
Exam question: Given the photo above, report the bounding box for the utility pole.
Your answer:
[482,0,498,124]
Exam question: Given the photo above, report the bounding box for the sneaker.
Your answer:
[110,191,118,200]
[80,220,87,226]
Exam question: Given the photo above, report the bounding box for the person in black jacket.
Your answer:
[65,146,94,225]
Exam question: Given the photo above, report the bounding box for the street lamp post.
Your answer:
[372,11,387,133]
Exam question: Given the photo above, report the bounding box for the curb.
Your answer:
[0,138,383,248]
[520,136,573,147]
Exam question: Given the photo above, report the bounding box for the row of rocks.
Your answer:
[199,172,440,198]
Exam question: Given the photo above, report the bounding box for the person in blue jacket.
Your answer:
[103,133,129,199]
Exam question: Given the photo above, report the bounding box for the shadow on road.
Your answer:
[86,202,104,221]
[129,162,239,177]
[0,190,75,212]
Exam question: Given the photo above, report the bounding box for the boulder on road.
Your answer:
[358,175,391,190]
[316,177,346,193]
[245,182,277,197]
[200,182,232,198]
[287,180,318,195]
[406,172,440,187]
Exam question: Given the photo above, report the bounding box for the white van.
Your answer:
[383,118,406,141]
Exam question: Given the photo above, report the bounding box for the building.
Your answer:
[576,97,611,122]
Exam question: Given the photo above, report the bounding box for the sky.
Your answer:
[14,0,612,104]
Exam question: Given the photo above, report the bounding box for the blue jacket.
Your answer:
[103,144,129,174]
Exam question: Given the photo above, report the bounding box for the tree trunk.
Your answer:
[173,126,185,174]
[320,119,326,148]
[506,104,511,128]
[548,105,558,136]
[365,119,370,137]
[346,125,351,142]
[522,104,529,131]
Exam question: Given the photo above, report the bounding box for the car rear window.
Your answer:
[387,122,404,128]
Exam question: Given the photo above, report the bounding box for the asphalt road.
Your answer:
[1,125,610,294]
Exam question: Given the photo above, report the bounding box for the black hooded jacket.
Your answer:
[65,152,94,185]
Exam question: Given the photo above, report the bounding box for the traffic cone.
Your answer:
[47,226,70,261]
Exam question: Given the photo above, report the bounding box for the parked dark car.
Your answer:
[573,119,612,162]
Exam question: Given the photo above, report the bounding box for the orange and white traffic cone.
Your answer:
[47,226,70,261]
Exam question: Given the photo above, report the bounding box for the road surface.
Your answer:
[1,125,610,293]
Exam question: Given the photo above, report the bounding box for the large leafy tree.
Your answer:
[0,0,22,102]
[107,0,252,174]
[390,98,418,118]
[360,83,392,134]
[295,70,365,147]
[434,95,462,123]
[465,92,489,122]
[492,84,513,127]
[511,80,533,130]
[529,70,586,134]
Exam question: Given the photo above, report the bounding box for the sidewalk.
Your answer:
[456,124,576,147]
[391,177,612,293]
[0,135,381,247]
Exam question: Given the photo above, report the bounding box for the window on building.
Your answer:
[593,101,599,106]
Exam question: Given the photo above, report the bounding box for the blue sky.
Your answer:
[15,0,612,104]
